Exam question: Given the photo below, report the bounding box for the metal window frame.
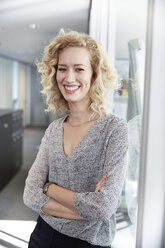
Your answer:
[136,0,165,247]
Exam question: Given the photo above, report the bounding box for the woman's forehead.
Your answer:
[58,47,91,65]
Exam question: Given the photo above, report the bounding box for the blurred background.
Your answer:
[0,0,164,248]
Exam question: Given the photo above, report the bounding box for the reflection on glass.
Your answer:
[127,38,145,121]
[112,24,146,248]
[126,114,141,237]
[125,38,145,241]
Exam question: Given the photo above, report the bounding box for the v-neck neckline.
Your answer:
[60,113,105,160]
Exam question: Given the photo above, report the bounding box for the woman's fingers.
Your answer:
[95,180,105,191]
[98,176,106,186]
[95,175,106,191]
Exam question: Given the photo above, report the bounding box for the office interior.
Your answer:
[0,0,164,247]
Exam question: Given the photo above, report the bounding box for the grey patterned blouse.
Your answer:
[23,113,128,246]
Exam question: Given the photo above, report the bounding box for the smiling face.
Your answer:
[56,47,93,107]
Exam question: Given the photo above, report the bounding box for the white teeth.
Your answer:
[65,86,79,91]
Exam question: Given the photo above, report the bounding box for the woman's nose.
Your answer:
[65,69,75,83]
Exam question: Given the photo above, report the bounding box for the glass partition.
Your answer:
[112,0,148,247]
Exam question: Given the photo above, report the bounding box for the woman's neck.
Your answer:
[69,109,93,123]
[67,102,98,124]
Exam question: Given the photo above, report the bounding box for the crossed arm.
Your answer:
[24,119,128,221]
[41,175,106,220]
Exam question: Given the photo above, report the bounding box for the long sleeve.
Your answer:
[73,119,128,222]
[23,123,54,214]
[23,114,128,246]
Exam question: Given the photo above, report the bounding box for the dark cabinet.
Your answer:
[0,109,23,191]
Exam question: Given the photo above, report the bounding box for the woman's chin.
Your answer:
[62,92,90,105]
[65,98,79,104]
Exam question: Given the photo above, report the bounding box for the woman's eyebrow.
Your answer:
[58,64,87,67]
[58,64,67,66]
[74,64,86,67]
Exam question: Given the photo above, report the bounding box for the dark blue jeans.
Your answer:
[28,216,111,248]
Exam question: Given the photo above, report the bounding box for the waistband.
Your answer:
[37,215,111,248]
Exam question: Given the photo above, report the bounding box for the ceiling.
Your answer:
[0,0,148,64]
[0,0,90,64]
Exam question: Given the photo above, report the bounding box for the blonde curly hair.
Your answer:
[37,29,118,117]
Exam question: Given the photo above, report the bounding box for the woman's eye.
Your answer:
[75,68,84,72]
[58,68,66,71]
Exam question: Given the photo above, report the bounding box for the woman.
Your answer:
[23,30,128,248]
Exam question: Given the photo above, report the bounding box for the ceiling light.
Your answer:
[28,24,40,30]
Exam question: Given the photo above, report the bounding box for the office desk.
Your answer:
[0,109,23,191]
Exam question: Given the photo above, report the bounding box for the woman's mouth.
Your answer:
[64,85,80,94]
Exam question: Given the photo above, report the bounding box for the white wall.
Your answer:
[0,57,13,108]
[0,55,30,126]
[30,66,49,126]
[116,0,148,59]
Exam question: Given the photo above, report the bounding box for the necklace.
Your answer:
[67,118,98,127]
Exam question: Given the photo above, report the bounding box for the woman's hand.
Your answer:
[95,175,106,192]
[42,175,106,220]
[42,199,84,220]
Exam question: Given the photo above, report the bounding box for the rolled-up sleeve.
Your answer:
[74,120,128,222]
[23,123,53,214]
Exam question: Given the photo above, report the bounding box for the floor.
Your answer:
[0,127,135,248]
[0,128,44,248]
